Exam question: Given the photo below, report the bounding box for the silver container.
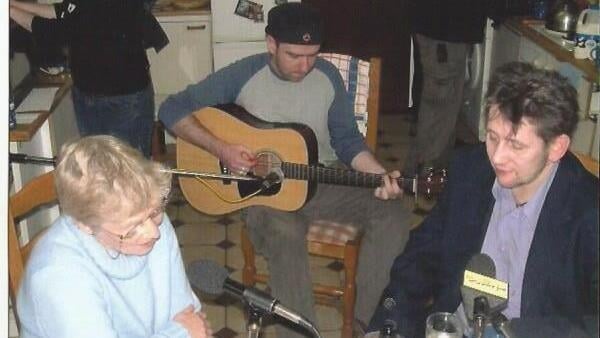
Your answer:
[545,0,580,34]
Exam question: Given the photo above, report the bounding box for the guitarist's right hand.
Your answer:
[217,143,256,175]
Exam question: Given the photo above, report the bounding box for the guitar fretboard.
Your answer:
[281,162,415,191]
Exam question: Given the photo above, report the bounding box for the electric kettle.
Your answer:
[574,7,600,60]
[545,0,581,35]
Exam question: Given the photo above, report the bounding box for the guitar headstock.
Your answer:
[416,168,447,199]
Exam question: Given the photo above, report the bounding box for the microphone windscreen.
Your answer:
[187,259,230,295]
[465,253,496,278]
[461,253,500,320]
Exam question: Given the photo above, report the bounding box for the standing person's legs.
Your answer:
[72,86,106,136]
[71,85,154,157]
[107,85,154,158]
[243,206,315,338]
[407,34,468,172]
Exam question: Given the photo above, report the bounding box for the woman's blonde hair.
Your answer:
[55,135,172,225]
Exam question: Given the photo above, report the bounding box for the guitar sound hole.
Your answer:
[238,151,283,198]
[252,152,283,178]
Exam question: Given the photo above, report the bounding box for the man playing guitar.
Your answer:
[159,3,412,336]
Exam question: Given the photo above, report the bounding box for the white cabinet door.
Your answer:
[147,15,213,95]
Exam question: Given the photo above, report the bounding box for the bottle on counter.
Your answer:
[9,96,16,130]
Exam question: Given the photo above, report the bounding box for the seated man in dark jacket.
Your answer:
[368,62,599,338]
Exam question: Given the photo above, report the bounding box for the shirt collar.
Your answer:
[491,162,559,229]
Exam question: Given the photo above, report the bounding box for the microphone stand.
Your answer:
[246,306,265,338]
[8,153,259,182]
[244,304,322,338]
[9,153,57,166]
[472,296,490,338]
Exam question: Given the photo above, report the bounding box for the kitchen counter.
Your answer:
[152,0,210,17]
[9,73,73,143]
[505,17,598,82]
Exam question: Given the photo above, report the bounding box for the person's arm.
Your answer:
[9,5,35,31]
[10,0,72,45]
[163,215,213,338]
[350,151,402,200]
[158,56,267,173]
[367,187,448,337]
[10,0,56,19]
[319,59,402,199]
[22,236,209,337]
[367,147,472,337]
[170,116,256,174]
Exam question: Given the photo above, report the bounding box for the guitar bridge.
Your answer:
[219,162,232,185]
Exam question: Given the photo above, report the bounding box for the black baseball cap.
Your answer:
[265,3,323,45]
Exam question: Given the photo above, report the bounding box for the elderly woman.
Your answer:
[17,135,212,338]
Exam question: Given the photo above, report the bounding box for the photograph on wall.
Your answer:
[234,0,264,22]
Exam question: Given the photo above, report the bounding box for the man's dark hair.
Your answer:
[484,62,579,143]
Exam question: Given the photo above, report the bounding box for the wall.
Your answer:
[304,0,412,114]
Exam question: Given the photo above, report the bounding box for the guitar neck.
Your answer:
[281,162,416,191]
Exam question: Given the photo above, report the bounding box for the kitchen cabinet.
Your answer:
[147,14,213,96]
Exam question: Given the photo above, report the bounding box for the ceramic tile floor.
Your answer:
[167,113,436,338]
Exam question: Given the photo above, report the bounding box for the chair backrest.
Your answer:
[8,171,58,305]
[318,53,382,152]
[574,151,599,178]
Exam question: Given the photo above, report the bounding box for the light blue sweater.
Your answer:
[17,215,201,338]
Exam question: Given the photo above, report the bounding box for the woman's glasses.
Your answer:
[95,205,166,259]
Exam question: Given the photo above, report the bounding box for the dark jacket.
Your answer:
[369,144,599,337]
[31,0,168,96]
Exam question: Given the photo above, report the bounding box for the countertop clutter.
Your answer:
[9,72,72,142]
[152,0,210,16]
[506,17,599,82]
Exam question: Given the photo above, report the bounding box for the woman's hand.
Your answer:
[174,305,213,338]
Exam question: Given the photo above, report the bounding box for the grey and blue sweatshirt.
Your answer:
[158,53,368,166]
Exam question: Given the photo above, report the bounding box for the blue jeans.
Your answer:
[72,85,154,157]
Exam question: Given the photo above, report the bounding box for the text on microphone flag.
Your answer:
[464,270,508,299]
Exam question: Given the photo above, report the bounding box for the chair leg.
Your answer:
[240,227,257,287]
[342,240,359,338]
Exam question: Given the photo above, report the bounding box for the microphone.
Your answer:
[260,171,282,191]
[461,253,509,338]
[187,260,320,337]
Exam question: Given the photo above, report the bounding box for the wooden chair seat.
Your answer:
[306,220,359,247]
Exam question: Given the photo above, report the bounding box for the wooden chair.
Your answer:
[8,171,58,314]
[241,54,382,338]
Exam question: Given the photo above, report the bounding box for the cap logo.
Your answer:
[302,33,311,43]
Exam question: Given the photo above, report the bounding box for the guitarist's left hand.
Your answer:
[374,170,403,200]
[351,151,403,200]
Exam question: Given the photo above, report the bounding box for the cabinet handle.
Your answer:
[187,25,206,30]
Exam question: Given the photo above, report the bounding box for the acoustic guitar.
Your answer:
[177,104,446,215]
